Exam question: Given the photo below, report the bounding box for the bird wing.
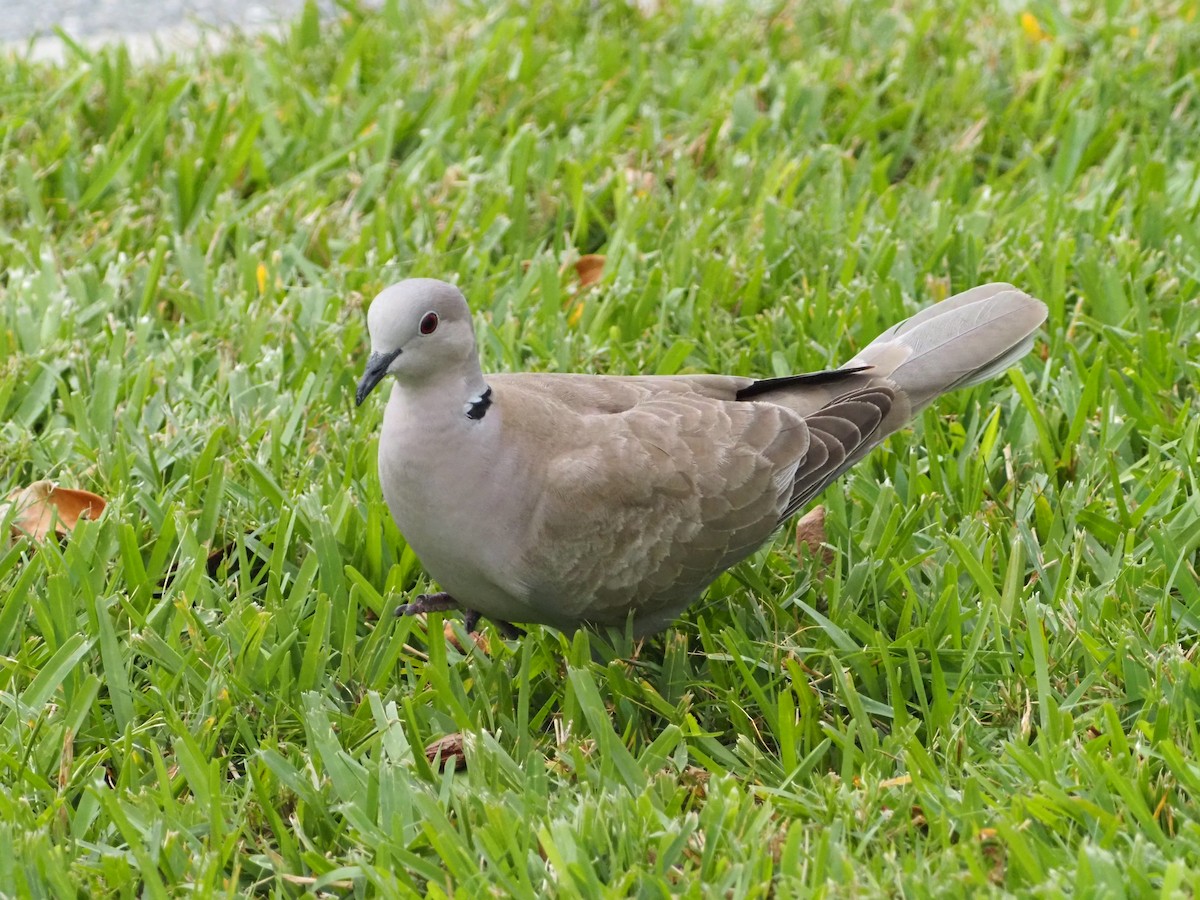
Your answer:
[507,385,807,628]
[505,377,891,630]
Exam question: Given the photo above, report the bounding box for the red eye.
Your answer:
[419,312,439,335]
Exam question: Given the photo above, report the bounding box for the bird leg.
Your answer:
[395,592,525,640]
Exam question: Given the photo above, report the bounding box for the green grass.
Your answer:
[2,0,1200,893]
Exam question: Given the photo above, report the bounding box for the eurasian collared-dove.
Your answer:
[356,279,1047,637]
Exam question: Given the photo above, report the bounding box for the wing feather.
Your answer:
[782,387,893,517]
[518,392,809,628]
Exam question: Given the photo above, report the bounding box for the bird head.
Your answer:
[355,279,479,405]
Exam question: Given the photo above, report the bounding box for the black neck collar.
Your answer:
[465,385,493,421]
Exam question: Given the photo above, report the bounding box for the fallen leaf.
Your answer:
[573,254,606,289]
[795,505,832,568]
[880,773,912,789]
[443,619,490,654]
[3,481,106,544]
[425,733,467,771]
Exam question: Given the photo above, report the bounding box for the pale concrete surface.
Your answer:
[1,0,378,61]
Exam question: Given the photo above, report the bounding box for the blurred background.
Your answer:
[1,0,376,57]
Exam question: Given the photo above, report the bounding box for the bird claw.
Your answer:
[394,591,459,617]
[394,592,525,640]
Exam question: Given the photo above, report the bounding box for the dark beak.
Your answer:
[356,349,400,406]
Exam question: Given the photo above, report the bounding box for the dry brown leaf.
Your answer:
[425,733,467,771]
[3,480,107,544]
[573,254,606,289]
[795,505,832,567]
[443,619,490,654]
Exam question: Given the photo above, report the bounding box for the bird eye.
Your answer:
[419,312,439,335]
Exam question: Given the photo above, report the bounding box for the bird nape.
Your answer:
[355,279,1047,639]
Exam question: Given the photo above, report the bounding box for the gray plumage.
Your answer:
[355,279,1047,636]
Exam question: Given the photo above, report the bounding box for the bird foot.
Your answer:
[487,618,526,641]
[394,592,459,617]
[395,593,525,640]
[459,607,526,640]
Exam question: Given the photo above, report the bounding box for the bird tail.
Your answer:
[844,283,1048,414]
[767,283,1047,516]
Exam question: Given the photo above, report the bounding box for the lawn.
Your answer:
[2,0,1200,894]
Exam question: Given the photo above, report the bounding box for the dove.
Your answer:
[356,278,1047,637]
